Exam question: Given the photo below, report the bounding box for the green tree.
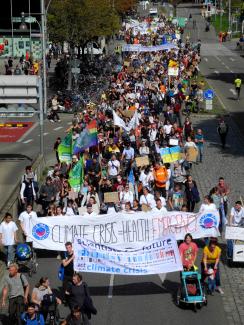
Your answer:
[48,0,120,51]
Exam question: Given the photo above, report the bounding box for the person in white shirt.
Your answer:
[140,187,156,209]
[19,204,38,242]
[0,213,18,266]
[119,184,134,206]
[163,120,173,136]
[107,154,120,178]
[229,201,244,226]
[154,191,167,207]
[199,195,217,213]
[139,166,154,190]
[149,124,158,143]
[184,136,198,150]
[139,140,150,156]
[152,199,168,213]
[83,204,98,217]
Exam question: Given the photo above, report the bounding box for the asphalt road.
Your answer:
[177,4,244,133]
[0,114,72,211]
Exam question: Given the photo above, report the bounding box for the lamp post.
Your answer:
[228,0,232,33]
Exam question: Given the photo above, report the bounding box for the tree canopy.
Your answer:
[48,0,120,47]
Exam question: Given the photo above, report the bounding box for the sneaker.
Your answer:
[58,120,61,123]
[49,119,54,123]
[216,287,224,295]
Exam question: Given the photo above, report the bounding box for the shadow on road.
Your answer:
[206,73,244,86]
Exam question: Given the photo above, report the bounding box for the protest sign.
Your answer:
[29,210,220,251]
[225,226,244,240]
[186,147,198,162]
[104,192,119,203]
[169,138,179,146]
[233,243,244,262]
[168,67,179,76]
[74,236,182,275]
[135,156,149,167]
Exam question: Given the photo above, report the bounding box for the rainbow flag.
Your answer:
[73,120,98,155]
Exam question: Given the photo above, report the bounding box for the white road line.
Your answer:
[43,132,49,136]
[108,274,114,299]
[216,56,221,62]
[158,273,166,284]
[17,122,38,143]
[230,57,235,62]
[230,70,234,73]
[54,126,63,131]
[67,122,72,125]
[230,88,237,95]
[23,139,33,144]
[204,58,208,62]
[214,70,219,74]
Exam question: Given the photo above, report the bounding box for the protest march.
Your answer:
[1,7,244,325]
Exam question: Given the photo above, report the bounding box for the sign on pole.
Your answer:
[204,89,215,100]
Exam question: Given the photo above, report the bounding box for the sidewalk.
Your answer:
[191,114,244,325]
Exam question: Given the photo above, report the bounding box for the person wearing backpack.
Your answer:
[60,242,75,304]
[1,263,29,325]
[217,118,228,149]
[21,303,45,325]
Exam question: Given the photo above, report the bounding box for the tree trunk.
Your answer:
[67,46,74,91]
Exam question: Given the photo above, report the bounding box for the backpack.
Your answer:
[219,122,227,134]
[58,252,67,281]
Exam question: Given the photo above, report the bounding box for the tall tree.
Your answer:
[48,0,120,50]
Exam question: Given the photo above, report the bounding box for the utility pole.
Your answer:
[228,0,232,32]
[41,0,47,115]
[220,0,223,32]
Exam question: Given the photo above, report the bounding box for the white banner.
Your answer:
[29,210,220,251]
[74,236,182,275]
[122,44,178,52]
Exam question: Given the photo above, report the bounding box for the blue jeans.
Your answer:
[197,145,203,162]
[227,240,233,258]
[4,245,15,264]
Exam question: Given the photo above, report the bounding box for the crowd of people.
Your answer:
[0,13,244,325]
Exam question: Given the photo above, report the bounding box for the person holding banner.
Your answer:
[61,242,75,303]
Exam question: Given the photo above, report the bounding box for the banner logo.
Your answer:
[200,214,217,229]
[32,223,50,240]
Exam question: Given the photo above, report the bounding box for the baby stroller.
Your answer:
[15,243,37,277]
[176,271,207,311]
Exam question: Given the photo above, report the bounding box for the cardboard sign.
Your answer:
[135,156,150,167]
[141,203,152,212]
[186,147,198,162]
[104,192,119,203]
[122,110,135,118]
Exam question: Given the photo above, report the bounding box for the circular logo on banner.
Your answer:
[200,214,217,229]
[32,223,50,240]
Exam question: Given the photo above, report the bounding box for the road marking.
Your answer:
[108,274,114,299]
[230,88,237,95]
[204,58,208,62]
[158,273,166,284]
[230,57,235,61]
[216,56,221,62]
[67,122,72,125]
[43,132,49,136]
[23,139,33,144]
[230,70,234,73]
[17,122,38,143]
[214,70,219,74]
[54,126,63,131]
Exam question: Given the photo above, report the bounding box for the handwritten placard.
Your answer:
[135,156,150,167]
[104,192,119,203]
[225,226,244,240]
